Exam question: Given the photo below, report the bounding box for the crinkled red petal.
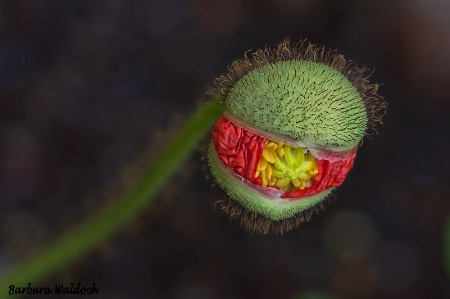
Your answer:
[211,116,266,183]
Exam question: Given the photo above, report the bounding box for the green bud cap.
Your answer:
[215,39,386,151]
[226,60,367,151]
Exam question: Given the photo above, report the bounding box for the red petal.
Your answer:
[212,116,266,183]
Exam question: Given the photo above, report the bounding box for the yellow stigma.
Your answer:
[255,141,318,192]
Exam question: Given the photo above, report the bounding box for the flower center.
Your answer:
[255,141,318,192]
[211,115,357,199]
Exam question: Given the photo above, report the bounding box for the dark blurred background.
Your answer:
[0,0,449,298]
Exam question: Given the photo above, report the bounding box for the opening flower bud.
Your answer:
[208,39,386,234]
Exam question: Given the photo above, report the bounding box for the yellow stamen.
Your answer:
[261,169,268,187]
[262,149,275,163]
[276,142,285,157]
[258,159,267,171]
[266,164,273,181]
[266,142,277,151]
[300,181,305,189]
[277,146,285,157]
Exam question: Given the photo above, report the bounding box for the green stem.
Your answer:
[0,97,225,291]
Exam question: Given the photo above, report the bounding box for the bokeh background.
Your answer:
[1,0,449,298]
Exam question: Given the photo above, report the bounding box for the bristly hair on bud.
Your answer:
[213,188,336,234]
[213,38,386,138]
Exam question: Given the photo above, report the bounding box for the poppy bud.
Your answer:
[208,40,386,234]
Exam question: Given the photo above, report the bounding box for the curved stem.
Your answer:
[0,97,225,291]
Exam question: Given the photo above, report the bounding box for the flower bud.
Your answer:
[208,40,386,234]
